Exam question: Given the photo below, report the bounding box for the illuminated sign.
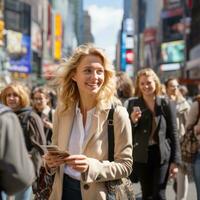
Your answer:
[161,40,185,63]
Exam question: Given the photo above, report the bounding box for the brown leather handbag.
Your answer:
[105,108,135,200]
[180,100,200,163]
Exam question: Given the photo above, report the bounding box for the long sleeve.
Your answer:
[0,112,36,195]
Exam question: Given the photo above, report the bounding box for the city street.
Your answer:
[134,181,197,200]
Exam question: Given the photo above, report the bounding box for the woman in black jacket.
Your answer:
[125,68,181,200]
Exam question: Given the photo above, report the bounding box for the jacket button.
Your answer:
[83,184,89,190]
[144,130,147,133]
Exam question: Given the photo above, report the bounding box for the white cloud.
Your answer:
[87,5,123,62]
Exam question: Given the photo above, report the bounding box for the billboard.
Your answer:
[161,40,185,63]
[53,13,62,60]
[7,30,31,73]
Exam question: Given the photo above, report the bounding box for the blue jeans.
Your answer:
[2,186,33,200]
[193,152,200,200]
[1,186,32,200]
[15,186,32,200]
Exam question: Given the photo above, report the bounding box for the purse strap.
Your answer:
[189,100,200,130]
[196,100,200,125]
[107,107,115,162]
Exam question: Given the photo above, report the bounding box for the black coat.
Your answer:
[126,96,181,164]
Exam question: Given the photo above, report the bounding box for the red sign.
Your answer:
[126,49,134,64]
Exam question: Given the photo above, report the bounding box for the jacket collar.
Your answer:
[57,103,111,153]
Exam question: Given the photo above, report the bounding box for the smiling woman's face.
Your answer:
[139,75,156,98]
[72,55,105,99]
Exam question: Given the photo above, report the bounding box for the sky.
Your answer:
[84,0,123,62]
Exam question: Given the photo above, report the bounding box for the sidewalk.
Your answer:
[134,181,197,200]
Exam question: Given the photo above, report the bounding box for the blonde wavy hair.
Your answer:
[1,82,30,108]
[55,43,117,111]
[134,68,162,97]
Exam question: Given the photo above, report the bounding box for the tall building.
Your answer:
[131,0,163,73]
[186,0,200,95]
[1,0,84,84]
[159,0,192,81]
[83,10,94,43]
[116,0,134,77]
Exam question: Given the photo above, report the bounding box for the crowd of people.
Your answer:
[0,43,200,200]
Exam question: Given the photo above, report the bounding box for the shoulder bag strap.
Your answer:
[107,107,115,162]
[189,100,200,129]
[195,100,200,126]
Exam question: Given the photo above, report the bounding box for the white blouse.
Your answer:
[64,104,96,180]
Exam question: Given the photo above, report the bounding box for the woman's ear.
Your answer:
[71,76,76,82]
[71,73,77,82]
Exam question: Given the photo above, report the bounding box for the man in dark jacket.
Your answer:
[0,104,35,199]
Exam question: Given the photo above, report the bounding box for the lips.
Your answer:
[87,82,100,89]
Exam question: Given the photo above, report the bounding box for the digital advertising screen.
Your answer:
[161,40,185,63]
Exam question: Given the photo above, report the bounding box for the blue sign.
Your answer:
[8,34,31,73]
[120,31,126,71]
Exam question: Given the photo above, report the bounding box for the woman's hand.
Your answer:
[169,163,178,179]
[43,152,65,169]
[64,154,89,173]
[130,106,142,124]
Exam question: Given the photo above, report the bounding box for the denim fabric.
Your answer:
[1,186,32,200]
[192,152,200,200]
[14,186,32,200]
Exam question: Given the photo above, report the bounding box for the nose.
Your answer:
[91,70,98,79]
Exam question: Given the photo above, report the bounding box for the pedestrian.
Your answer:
[186,94,200,200]
[31,86,55,199]
[31,86,55,144]
[1,82,46,200]
[125,68,181,200]
[165,77,190,200]
[115,71,134,105]
[43,43,133,200]
[0,104,35,199]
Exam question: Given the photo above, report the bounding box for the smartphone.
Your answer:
[133,106,141,112]
[46,145,59,152]
[46,145,70,157]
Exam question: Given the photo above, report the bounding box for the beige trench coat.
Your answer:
[49,104,133,200]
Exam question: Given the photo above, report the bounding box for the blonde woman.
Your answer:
[125,68,181,200]
[43,44,133,200]
[165,77,190,200]
[1,82,46,200]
